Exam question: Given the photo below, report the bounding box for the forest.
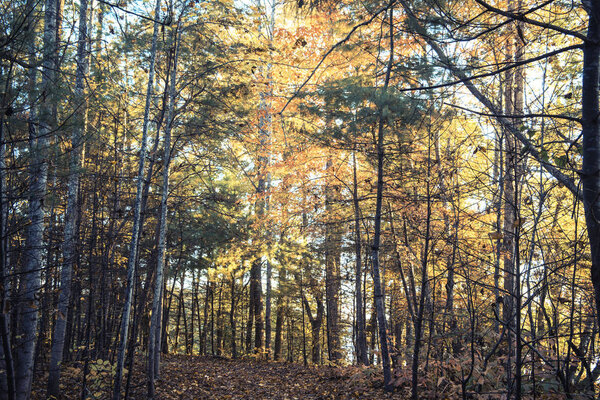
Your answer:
[0,0,597,398]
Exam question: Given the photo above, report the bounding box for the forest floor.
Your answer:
[34,354,410,399]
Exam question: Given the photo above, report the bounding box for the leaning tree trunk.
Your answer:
[47,0,89,395]
[301,290,323,364]
[148,18,180,399]
[112,0,161,398]
[15,0,58,397]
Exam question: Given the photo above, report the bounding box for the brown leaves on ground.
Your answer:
[33,353,568,399]
[35,354,406,399]
[150,355,400,399]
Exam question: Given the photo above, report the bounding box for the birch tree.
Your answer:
[113,0,162,398]
[47,0,90,395]
[15,0,59,397]
[148,16,181,399]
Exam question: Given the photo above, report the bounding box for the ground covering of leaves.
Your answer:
[150,354,402,399]
[34,354,410,399]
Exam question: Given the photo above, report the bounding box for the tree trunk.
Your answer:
[246,269,254,353]
[182,278,189,354]
[265,258,272,357]
[201,280,211,355]
[273,267,286,361]
[370,5,394,392]
[47,0,89,395]
[148,18,180,398]
[325,155,342,364]
[253,260,264,351]
[16,0,58,396]
[250,259,263,352]
[112,0,161,397]
[0,66,15,400]
[352,151,368,366]
[230,272,237,358]
[215,281,223,356]
[302,291,324,364]
[581,0,600,374]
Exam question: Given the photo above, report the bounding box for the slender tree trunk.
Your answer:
[246,269,254,353]
[0,68,15,400]
[352,151,368,366]
[411,176,431,400]
[162,257,182,354]
[300,273,307,366]
[512,4,524,397]
[230,272,237,358]
[182,279,189,354]
[252,259,263,351]
[250,245,263,349]
[215,281,223,356]
[210,280,215,354]
[273,267,286,361]
[502,58,516,329]
[325,155,342,364]
[16,0,58,396]
[190,272,195,355]
[112,0,161,397]
[47,0,89,395]
[148,18,180,398]
[265,258,272,357]
[582,0,600,349]
[370,5,394,392]
[201,280,211,355]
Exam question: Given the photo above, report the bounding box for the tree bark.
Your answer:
[112,0,161,397]
[47,0,89,395]
[325,155,342,364]
[302,290,324,364]
[230,272,237,358]
[273,267,286,361]
[352,151,368,366]
[148,18,180,398]
[581,0,600,354]
[370,4,394,392]
[0,66,15,400]
[16,0,58,396]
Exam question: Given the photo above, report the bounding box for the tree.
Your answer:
[47,0,90,395]
[148,13,182,399]
[369,4,394,392]
[113,0,162,397]
[15,0,60,397]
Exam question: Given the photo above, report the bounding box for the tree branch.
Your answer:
[472,0,587,42]
[278,1,397,114]
[399,0,579,197]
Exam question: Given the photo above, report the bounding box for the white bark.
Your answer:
[15,0,57,397]
[112,0,161,398]
[47,0,89,396]
[148,19,180,399]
